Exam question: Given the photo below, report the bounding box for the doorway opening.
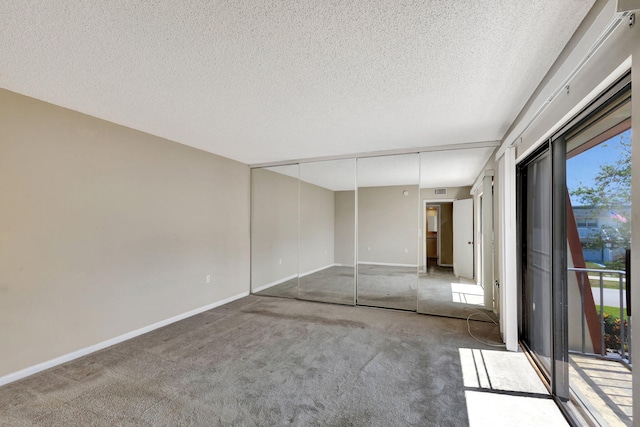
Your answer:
[424,203,442,271]
[419,196,495,321]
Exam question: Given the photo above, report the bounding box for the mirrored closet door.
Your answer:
[251,165,300,298]
[298,159,356,305]
[356,154,419,310]
[249,149,497,320]
[417,150,496,321]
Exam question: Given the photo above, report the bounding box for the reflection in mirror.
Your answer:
[298,159,356,305]
[357,154,419,311]
[417,151,496,321]
[251,164,299,298]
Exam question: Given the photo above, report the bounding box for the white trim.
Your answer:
[251,140,500,168]
[421,198,455,270]
[629,20,639,423]
[334,263,356,268]
[498,153,506,339]
[423,201,443,272]
[255,265,346,288]
[358,262,418,268]
[252,274,298,293]
[515,58,631,164]
[0,291,249,387]
[299,264,336,277]
[496,0,624,161]
[474,190,482,285]
[471,169,495,195]
[354,161,359,304]
[481,174,494,311]
[498,148,518,351]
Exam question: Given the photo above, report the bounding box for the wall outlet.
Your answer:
[279,258,282,265]
[206,274,211,284]
[404,248,408,253]
[367,247,371,251]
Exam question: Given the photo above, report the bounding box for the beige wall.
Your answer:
[251,170,336,288]
[0,89,250,378]
[358,185,419,265]
[334,191,355,266]
[300,181,334,273]
[251,169,299,289]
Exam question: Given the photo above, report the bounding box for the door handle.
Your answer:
[468,241,473,244]
[626,249,631,316]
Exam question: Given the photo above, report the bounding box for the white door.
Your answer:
[453,198,474,279]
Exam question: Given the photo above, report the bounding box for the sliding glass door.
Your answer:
[519,149,553,373]
[518,73,631,423]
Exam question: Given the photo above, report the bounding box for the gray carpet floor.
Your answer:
[418,265,498,322]
[299,266,355,306]
[257,265,497,322]
[356,265,418,311]
[0,295,566,426]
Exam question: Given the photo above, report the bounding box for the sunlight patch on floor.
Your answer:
[451,283,484,305]
[569,354,632,425]
[459,348,568,426]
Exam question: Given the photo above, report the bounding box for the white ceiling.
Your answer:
[0,1,594,167]
[418,147,496,188]
[300,159,356,192]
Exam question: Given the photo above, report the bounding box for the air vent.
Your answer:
[434,188,447,195]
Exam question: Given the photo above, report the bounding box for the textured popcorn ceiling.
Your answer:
[0,1,594,166]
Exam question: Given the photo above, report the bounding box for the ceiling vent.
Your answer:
[434,188,447,195]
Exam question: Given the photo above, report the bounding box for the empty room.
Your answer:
[1,1,639,426]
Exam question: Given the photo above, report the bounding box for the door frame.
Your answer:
[424,203,441,271]
[471,170,495,290]
[422,198,454,273]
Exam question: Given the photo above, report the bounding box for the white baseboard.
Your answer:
[252,274,298,293]
[252,264,337,292]
[0,291,249,387]
[253,264,349,292]
[299,264,335,277]
[358,262,418,268]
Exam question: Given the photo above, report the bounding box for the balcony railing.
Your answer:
[568,267,631,365]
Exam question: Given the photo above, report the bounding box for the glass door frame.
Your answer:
[517,72,632,422]
[517,139,570,407]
